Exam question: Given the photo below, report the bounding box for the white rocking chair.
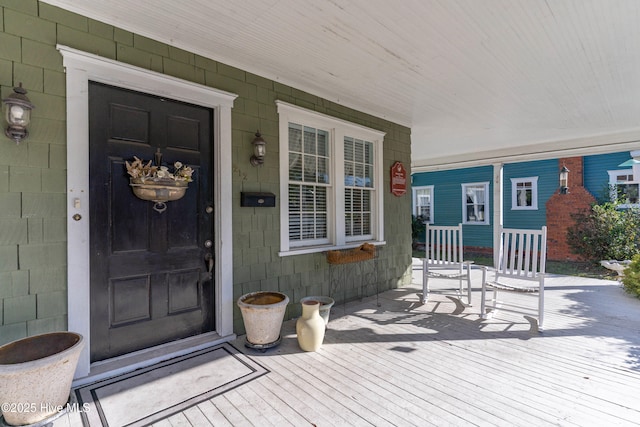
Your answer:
[480,226,547,330]
[422,223,472,305]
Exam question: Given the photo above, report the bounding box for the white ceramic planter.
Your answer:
[0,332,84,426]
[237,291,289,346]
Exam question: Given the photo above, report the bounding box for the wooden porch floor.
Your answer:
[62,261,640,426]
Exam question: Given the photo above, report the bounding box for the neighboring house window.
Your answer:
[412,186,434,223]
[462,182,489,224]
[511,177,538,210]
[277,101,385,255]
[608,169,639,206]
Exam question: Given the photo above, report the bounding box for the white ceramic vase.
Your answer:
[299,296,335,327]
[296,300,326,352]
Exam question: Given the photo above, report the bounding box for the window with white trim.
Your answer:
[344,136,375,238]
[278,101,385,255]
[287,124,330,245]
[608,169,639,206]
[511,177,538,210]
[412,185,434,223]
[462,182,489,224]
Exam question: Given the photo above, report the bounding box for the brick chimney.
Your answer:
[545,157,595,261]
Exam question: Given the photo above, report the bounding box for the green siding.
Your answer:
[413,160,558,249]
[584,151,631,202]
[503,159,557,229]
[412,165,493,248]
[0,0,412,342]
[413,154,635,252]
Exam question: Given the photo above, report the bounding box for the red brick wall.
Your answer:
[545,157,595,261]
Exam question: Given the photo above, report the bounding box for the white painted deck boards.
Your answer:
[60,261,640,426]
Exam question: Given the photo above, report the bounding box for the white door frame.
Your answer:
[58,45,237,380]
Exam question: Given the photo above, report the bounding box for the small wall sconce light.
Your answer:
[559,164,570,194]
[250,130,266,166]
[3,83,35,144]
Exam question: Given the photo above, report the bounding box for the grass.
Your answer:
[412,250,618,280]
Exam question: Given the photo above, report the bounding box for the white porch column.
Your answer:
[492,163,503,268]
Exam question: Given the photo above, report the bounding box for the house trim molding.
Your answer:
[412,131,640,172]
[58,45,237,380]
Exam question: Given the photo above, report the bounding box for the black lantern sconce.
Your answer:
[3,83,35,144]
[559,164,570,194]
[250,130,266,166]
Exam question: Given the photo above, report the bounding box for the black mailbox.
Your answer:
[241,192,276,207]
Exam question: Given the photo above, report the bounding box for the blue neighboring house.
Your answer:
[411,150,640,259]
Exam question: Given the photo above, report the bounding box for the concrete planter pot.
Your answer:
[300,296,335,326]
[237,291,289,349]
[600,260,631,276]
[0,332,84,426]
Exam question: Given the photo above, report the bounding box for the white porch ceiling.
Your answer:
[42,0,640,170]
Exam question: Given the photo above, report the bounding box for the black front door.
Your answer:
[89,82,214,362]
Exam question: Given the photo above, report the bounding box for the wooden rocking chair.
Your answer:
[480,226,547,330]
[422,224,472,305]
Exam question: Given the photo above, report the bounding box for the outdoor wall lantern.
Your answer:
[2,83,35,144]
[250,130,266,166]
[559,164,570,194]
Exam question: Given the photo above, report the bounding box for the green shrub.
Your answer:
[411,215,426,248]
[567,202,640,262]
[622,254,640,298]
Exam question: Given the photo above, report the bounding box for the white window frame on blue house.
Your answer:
[277,101,386,256]
[412,185,434,223]
[608,168,639,207]
[462,182,490,225]
[510,176,538,210]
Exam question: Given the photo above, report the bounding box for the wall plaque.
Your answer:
[390,161,407,196]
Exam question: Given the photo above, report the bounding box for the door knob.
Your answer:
[204,252,214,279]
[204,240,213,248]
